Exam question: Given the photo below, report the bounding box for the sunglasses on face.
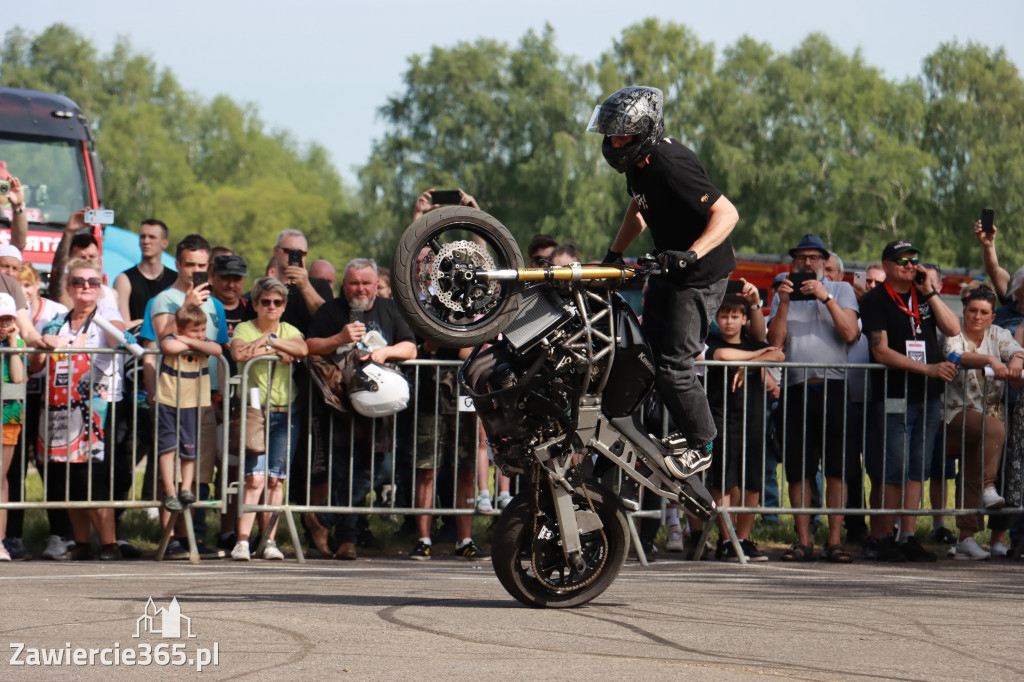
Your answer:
[258,298,285,308]
[793,253,824,263]
[961,289,996,303]
[70,277,102,289]
[893,256,920,266]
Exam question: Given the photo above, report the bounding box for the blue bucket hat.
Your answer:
[788,234,829,259]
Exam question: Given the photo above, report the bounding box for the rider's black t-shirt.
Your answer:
[625,138,735,287]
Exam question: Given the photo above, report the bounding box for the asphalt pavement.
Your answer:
[2,553,1022,680]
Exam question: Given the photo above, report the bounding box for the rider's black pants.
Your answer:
[641,276,727,449]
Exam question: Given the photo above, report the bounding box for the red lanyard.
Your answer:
[883,281,920,337]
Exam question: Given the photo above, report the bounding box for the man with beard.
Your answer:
[768,234,860,562]
[305,258,416,559]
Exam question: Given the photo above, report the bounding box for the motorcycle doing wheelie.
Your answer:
[392,206,717,608]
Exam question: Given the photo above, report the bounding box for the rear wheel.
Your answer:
[391,206,524,348]
[491,483,628,608]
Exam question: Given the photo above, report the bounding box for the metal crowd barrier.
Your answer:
[3,347,1022,563]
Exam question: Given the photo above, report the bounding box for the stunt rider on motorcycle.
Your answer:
[588,85,740,480]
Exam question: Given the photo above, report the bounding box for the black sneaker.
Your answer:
[177,489,196,506]
[900,536,937,563]
[196,542,227,559]
[715,539,738,561]
[685,535,712,561]
[875,535,908,563]
[164,539,190,560]
[863,536,879,560]
[3,537,30,561]
[409,541,431,561]
[117,540,144,560]
[664,448,712,479]
[216,531,238,551]
[740,539,769,562]
[930,526,957,545]
[454,540,490,561]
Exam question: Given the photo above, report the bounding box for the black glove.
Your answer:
[602,249,624,266]
[656,250,697,274]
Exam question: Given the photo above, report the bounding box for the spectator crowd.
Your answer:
[1,166,1023,566]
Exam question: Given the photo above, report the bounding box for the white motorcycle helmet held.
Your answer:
[347,361,410,418]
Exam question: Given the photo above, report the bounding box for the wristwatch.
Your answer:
[11,205,24,214]
[822,293,835,303]
[266,333,277,350]
[921,290,938,300]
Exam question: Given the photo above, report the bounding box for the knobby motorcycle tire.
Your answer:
[391,206,524,348]
[491,483,629,609]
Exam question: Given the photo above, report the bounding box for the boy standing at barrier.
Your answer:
[157,305,223,546]
[705,294,784,561]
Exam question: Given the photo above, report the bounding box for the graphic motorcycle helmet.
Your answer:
[347,360,410,417]
[586,85,665,173]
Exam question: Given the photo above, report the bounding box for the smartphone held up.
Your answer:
[981,208,995,234]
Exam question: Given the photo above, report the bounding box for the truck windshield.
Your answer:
[0,137,90,226]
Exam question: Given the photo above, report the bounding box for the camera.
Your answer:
[286,248,303,267]
[0,180,9,196]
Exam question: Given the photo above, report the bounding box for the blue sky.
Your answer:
[12,1,1024,184]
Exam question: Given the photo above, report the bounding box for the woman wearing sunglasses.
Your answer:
[30,259,124,560]
[943,281,1024,559]
[230,276,308,561]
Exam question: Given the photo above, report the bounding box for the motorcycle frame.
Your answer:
[461,272,717,569]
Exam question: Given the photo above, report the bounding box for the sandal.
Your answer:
[821,544,854,563]
[780,543,814,562]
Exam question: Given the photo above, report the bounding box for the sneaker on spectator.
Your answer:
[665,526,685,552]
[982,487,1005,509]
[454,540,490,561]
[740,539,769,562]
[475,492,494,514]
[715,539,737,561]
[42,535,69,560]
[231,540,251,561]
[3,537,29,561]
[98,543,121,561]
[875,536,908,563]
[217,531,237,552]
[930,526,957,545]
[263,540,284,560]
[685,534,713,561]
[0,543,10,561]
[496,492,513,510]
[164,539,190,560]
[409,541,431,561]
[862,536,879,560]
[117,540,143,560]
[162,495,183,513]
[900,536,936,563]
[197,542,227,559]
[989,541,1009,558]
[954,537,990,560]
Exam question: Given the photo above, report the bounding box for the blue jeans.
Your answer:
[317,414,394,544]
[866,397,942,485]
[245,404,300,479]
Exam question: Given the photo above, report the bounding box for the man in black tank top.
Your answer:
[113,219,176,327]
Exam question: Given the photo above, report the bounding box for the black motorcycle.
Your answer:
[392,206,717,608]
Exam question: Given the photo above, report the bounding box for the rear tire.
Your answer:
[491,483,628,608]
[392,206,524,348]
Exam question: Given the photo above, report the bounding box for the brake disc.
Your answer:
[429,240,500,313]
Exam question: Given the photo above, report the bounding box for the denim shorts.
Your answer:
[865,397,941,484]
[245,404,300,479]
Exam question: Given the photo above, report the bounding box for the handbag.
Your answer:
[244,405,266,453]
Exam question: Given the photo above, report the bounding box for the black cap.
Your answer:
[213,254,247,276]
[881,240,918,261]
